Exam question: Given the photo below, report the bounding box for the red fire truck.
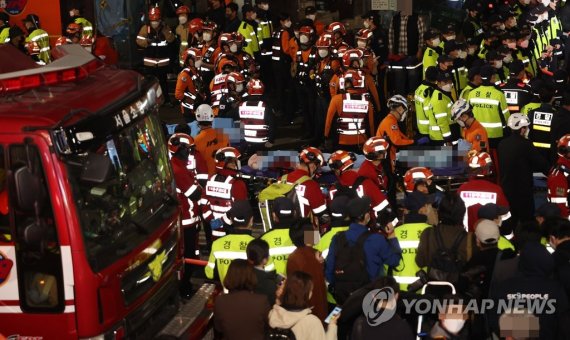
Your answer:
[0,44,215,339]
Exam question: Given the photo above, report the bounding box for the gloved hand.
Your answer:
[210,218,223,230]
[416,136,430,145]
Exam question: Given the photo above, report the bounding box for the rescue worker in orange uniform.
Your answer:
[327,21,350,59]
[209,57,238,116]
[175,5,192,67]
[271,13,295,122]
[451,98,489,153]
[295,25,318,143]
[194,104,230,176]
[198,20,220,98]
[175,47,206,122]
[168,133,211,298]
[324,69,375,152]
[239,79,275,151]
[547,135,570,218]
[354,28,378,77]
[376,95,414,170]
[218,71,246,120]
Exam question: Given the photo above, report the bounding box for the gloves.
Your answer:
[210,218,223,230]
[416,136,430,145]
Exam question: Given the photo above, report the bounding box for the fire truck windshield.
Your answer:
[65,113,176,272]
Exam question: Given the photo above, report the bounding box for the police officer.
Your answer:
[462,2,484,44]
[255,0,275,86]
[175,48,206,122]
[239,78,275,151]
[414,66,438,138]
[205,200,256,284]
[451,98,489,153]
[515,26,538,78]
[238,5,260,57]
[218,71,246,120]
[547,135,570,218]
[199,21,219,93]
[168,133,210,298]
[22,14,50,65]
[0,12,10,44]
[460,63,482,100]
[426,72,458,145]
[136,8,175,106]
[176,5,192,67]
[527,84,557,162]
[325,69,375,152]
[260,197,298,276]
[394,191,434,290]
[423,29,442,78]
[467,65,510,150]
[500,60,534,114]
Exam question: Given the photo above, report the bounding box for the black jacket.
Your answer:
[352,313,415,340]
[553,240,570,299]
[253,267,279,306]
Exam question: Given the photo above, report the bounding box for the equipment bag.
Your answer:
[258,174,310,231]
[331,231,371,305]
[427,228,466,284]
[332,176,367,200]
[266,327,296,340]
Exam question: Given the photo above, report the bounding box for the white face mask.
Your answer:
[400,110,408,122]
[357,40,367,49]
[542,0,550,6]
[445,35,456,41]
[442,318,466,334]
[179,16,187,25]
[307,14,316,21]
[494,60,503,69]
[507,42,517,50]
[300,35,309,44]
[203,32,212,42]
[284,21,292,28]
[150,21,160,29]
[363,21,370,29]
[294,32,300,39]
[432,38,441,47]
[236,83,244,93]
[230,43,238,53]
[459,51,467,59]
[442,83,453,92]
[457,118,466,128]
[194,60,203,69]
[260,4,269,11]
[318,49,329,58]
[503,55,513,63]
[69,10,76,17]
[498,24,505,31]
[519,39,529,48]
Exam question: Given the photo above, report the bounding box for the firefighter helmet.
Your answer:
[226,72,245,88]
[218,32,233,47]
[182,47,202,65]
[327,21,347,36]
[189,18,204,34]
[168,133,195,154]
[299,25,315,37]
[341,69,365,91]
[217,56,238,74]
[356,28,373,41]
[232,32,245,46]
[215,147,241,169]
[363,137,389,160]
[451,98,472,121]
[176,5,191,16]
[328,150,357,173]
[66,22,82,35]
[202,20,217,32]
[468,151,493,176]
[315,34,332,48]
[299,147,325,167]
[342,48,364,68]
[557,134,570,158]
[387,95,409,111]
[149,7,161,21]
[247,79,265,96]
[403,167,434,192]
[23,14,41,30]
[196,104,214,122]
[507,113,530,130]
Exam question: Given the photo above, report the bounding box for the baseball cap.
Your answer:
[536,202,561,218]
[437,54,453,64]
[228,200,253,225]
[444,40,461,55]
[425,66,439,82]
[361,10,376,20]
[509,60,524,75]
[486,50,502,61]
[477,203,509,220]
[242,4,255,14]
[437,71,453,82]
[305,6,317,15]
[404,191,434,212]
[443,23,456,34]
[330,195,350,218]
[475,219,500,244]
[480,65,497,81]
[273,197,295,218]
[347,196,372,219]
[424,29,439,41]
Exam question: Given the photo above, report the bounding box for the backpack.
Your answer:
[258,174,310,231]
[427,228,466,283]
[331,231,371,305]
[332,176,367,200]
[266,327,296,340]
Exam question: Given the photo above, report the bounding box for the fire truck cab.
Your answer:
[0,44,211,339]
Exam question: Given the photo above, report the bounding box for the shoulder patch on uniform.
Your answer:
[181,76,187,82]
[391,124,398,130]
[438,92,442,100]
[475,134,481,141]
[557,187,566,197]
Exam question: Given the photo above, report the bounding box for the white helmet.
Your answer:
[195,104,214,122]
[451,98,472,121]
[387,95,408,111]
[507,113,530,130]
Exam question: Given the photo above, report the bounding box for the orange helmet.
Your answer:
[149,7,161,21]
[328,150,357,173]
[341,69,365,92]
[55,36,71,46]
[246,79,265,96]
[356,28,373,41]
[215,147,241,169]
[342,48,364,68]
[336,45,349,58]
[226,72,245,88]
[176,5,191,16]
[218,32,233,47]
[202,20,217,32]
[232,32,245,46]
[467,152,493,176]
[66,22,82,35]
[217,56,238,74]
[299,25,315,37]
[299,147,325,166]
[557,134,570,158]
[168,133,195,154]
[316,34,332,48]
[189,18,204,34]
[182,47,202,64]
[327,21,347,36]
[363,137,389,160]
[403,167,434,192]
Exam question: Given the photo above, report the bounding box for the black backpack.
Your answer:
[333,176,367,200]
[427,228,466,284]
[331,231,371,305]
[267,327,296,340]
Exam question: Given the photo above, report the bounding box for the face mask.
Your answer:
[507,42,517,50]
[194,60,203,69]
[445,35,456,41]
[442,83,453,92]
[511,19,518,27]
[179,16,187,25]
[357,40,367,49]
[294,32,300,39]
[519,39,529,48]
[300,35,309,44]
[69,10,76,17]
[542,0,550,6]
[318,49,329,58]
[523,127,530,139]
[432,38,441,46]
[260,4,269,11]
[284,21,292,28]
[399,110,408,122]
[459,51,467,59]
[203,32,212,42]
[307,14,316,21]
[236,83,244,93]
[503,55,513,63]
[498,24,506,31]
[468,47,476,55]
[363,21,370,29]
[494,60,503,69]
[457,118,466,128]
[442,319,466,334]
[150,21,160,29]
[230,43,238,53]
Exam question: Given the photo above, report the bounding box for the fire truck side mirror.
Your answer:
[13,166,46,214]
[80,152,113,184]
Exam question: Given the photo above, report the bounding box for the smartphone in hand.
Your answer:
[324,306,342,324]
